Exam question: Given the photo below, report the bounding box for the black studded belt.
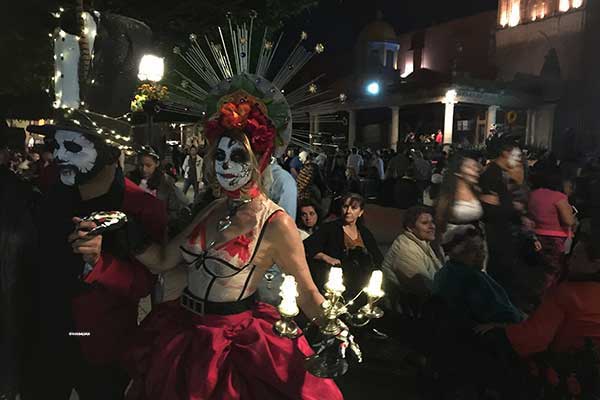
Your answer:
[180,288,257,316]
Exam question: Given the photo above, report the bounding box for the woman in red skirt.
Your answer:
[121,93,344,399]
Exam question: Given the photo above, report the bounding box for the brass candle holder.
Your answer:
[274,266,386,378]
[274,274,301,339]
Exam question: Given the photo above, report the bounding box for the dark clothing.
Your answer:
[27,170,166,400]
[433,261,524,324]
[187,156,198,181]
[0,167,37,398]
[393,177,420,209]
[304,220,383,296]
[479,162,519,284]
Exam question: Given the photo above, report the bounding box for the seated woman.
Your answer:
[304,193,383,297]
[382,206,443,310]
[433,225,524,324]
[297,199,321,240]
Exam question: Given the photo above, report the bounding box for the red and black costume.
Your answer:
[27,170,166,400]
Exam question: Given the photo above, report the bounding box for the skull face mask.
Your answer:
[215,137,253,192]
[53,130,99,186]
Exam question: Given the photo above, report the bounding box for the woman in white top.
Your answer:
[435,155,484,240]
[382,206,443,306]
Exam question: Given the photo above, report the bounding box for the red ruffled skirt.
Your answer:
[124,300,343,400]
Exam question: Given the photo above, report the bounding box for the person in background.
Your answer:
[434,225,524,324]
[182,145,203,201]
[128,147,190,238]
[435,129,443,146]
[344,166,363,196]
[267,157,297,219]
[289,150,308,179]
[315,152,328,172]
[435,156,483,238]
[479,136,523,286]
[528,166,576,280]
[413,150,432,199]
[281,148,295,172]
[382,206,442,310]
[393,165,420,209]
[346,147,364,176]
[304,193,383,297]
[297,200,321,240]
[0,155,38,400]
[477,235,600,353]
[370,150,385,181]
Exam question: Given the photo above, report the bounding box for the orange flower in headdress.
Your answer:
[220,102,252,130]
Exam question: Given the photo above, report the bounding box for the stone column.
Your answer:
[486,105,499,138]
[390,106,399,151]
[348,110,356,149]
[526,109,535,145]
[443,102,455,145]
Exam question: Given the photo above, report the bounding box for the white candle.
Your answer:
[365,270,384,297]
[325,266,345,293]
[278,274,299,316]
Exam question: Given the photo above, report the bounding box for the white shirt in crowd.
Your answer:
[347,153,364,173]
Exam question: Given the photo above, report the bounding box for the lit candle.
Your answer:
[278,275,299,316]
[325,266,345,293]
[365,270,384,298]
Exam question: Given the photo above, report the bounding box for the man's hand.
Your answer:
[69,217,102,266]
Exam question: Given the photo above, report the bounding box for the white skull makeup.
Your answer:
[215,137,253,192]
[53,130,98,186]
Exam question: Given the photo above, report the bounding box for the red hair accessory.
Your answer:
[205,101,277,171]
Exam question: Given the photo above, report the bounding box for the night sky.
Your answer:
[286,0,499,53]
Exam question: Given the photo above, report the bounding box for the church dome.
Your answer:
[357,12,398,43]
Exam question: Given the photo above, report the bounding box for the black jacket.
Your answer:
[304,219,383,296]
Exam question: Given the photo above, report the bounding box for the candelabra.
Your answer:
[274,267,385,378]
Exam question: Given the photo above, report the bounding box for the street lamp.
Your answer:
[442,89,458,146]
[137,54,165,146]
[138,55,164,82]
[366,81,380,96]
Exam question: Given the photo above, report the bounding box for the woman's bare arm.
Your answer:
[136,199,224,273]
[556,199,576,228]
[267,213,325,321]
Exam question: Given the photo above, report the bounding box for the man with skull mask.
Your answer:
[24,113,166,400]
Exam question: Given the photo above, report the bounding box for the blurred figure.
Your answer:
[128,147,190,238]
[344,166,363,196]
[435,156,483,238]
[182,146,203,201]
[289,150,308,179]
[346,147,364,176]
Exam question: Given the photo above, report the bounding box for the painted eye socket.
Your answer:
[64,140,83,153]
[230,149,249,164]
[216,149,226,162]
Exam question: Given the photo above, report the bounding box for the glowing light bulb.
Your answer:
[59,30,66,38]
[559,0,570,11]
[572,0,583,8]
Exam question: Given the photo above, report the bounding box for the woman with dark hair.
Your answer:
[304,193,383,296]
[435,155,483,238]
[297,199,321,240]
[128,147,190,238]
[0,165,37,399]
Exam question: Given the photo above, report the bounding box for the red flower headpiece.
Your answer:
[204,100,276,172]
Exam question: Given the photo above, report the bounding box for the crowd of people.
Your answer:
[1,114,600,400]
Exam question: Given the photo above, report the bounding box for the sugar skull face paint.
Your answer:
[53,130,98,186]
[215,137,252,192]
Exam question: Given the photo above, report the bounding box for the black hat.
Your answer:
[26,108,138,155]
